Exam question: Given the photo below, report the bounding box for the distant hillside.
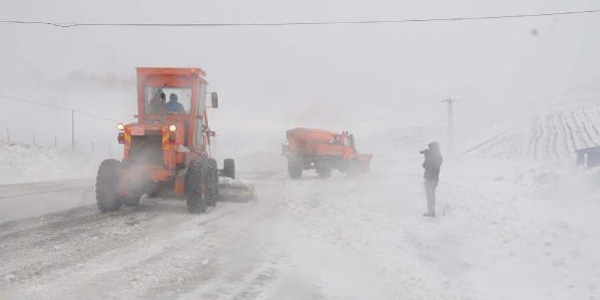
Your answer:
[462,106,600,162]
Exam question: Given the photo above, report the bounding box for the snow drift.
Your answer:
[0,142,98,184]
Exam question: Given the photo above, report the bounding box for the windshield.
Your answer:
[145,86,192,115]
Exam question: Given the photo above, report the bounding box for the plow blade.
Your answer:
[218,177,254,202]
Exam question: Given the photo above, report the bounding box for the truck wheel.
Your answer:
[288,159,302,179]
[344,160,361,177]
[207,158,219,207]
[317,167,332,178]
[223,158,236,179]
[185,159,209,214]
[122,195,141,206]
[96,159,122,212]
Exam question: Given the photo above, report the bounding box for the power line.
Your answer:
[1,8,599,28]
[0,92,119,122]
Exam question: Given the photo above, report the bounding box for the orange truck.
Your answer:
[96,67,235,214]
[282,128,372,178]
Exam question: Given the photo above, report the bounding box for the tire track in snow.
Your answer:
[543,115,555,160]
[536,119,544,159]
[592,107,600,140]
[0,198,252,299]
[583,110,600,139]
[544,117,553,158]
[570,111,590,149]
[557,111,571,157]
[464,105,600,160]
[529,120,543,159]
[505,135,515,158]
[509,135,522,158]
[513,134,524,157]
[561,112,578,153]
[526,122,537,158]
[578,110,599,147]
[549,114,560,161]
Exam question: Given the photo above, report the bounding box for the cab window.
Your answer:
[145,87,192,115]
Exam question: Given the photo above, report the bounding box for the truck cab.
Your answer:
[283,127,372,179]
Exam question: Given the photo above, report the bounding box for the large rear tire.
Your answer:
[223,158,236,179]
[96,159,122,212]
[317,166,332,178]
[185,159,209,214]
[207,158,219,207]
[287,159,302,179]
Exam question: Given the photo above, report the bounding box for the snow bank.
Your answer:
[0,142,99,184]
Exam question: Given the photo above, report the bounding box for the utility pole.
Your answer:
[442,98,457,158]
[5,127,9,143]
[71,110,75,150]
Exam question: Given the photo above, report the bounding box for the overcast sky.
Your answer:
[1,0,599,155]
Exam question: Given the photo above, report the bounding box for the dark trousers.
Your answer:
[424,179,439,214]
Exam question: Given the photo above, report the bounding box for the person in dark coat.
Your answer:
[421,142,443,217]
[166,93,186,113]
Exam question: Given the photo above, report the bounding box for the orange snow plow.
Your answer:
[282,128,372,179]
[95,67,243,214]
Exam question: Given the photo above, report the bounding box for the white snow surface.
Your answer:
[462,104,600,163]
[1,125,599,299]
[0,142,98,184]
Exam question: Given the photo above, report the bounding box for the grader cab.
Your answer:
[96,67,235,214]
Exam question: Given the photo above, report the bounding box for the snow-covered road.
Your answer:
[1,157,599,299]
[0,179,94,223]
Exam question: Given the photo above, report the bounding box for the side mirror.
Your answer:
[211,92,219,108]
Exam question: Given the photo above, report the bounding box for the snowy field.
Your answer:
[1,121,599,299]
[0,142,98,184]
[463,104,600,162]
[1,0,599,298]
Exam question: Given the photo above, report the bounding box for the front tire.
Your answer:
[288,159,302,179]
[185,159,209,214]
[223,158,236,179]
[344,159,362,177]
[317,166,332,178]
[96,159,122,212]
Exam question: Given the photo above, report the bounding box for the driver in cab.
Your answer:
[166,93,185,113]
